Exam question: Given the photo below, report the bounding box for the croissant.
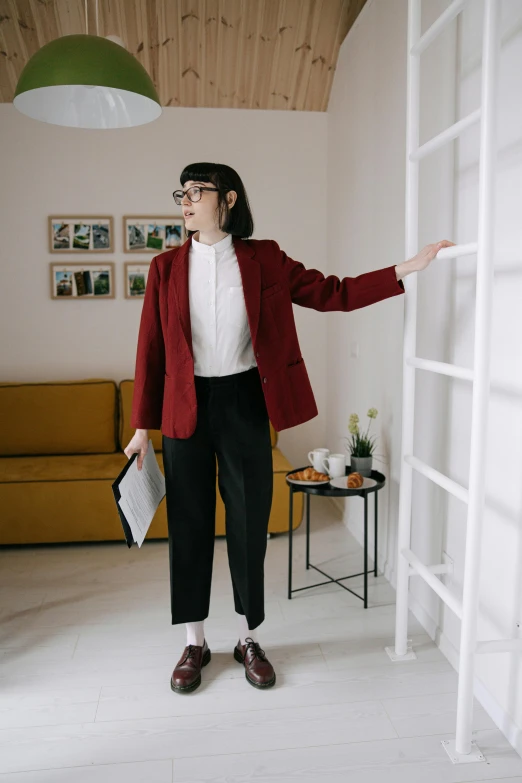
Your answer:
[347,472,364,488]
[289,466,329,482]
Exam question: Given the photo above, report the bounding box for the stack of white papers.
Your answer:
[112,439,166,547]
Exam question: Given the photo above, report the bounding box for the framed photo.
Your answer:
[50,262,115,299]
[49,216,114,253]
[124,261,151,299]
[123,215,186,252]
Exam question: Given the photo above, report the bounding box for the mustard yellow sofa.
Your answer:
[0,378,303,546]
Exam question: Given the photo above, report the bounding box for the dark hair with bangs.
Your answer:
[180,162,254,239]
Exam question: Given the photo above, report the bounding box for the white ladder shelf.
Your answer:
[384,0,519,765]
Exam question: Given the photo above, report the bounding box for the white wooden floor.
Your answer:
[1,495,521,782]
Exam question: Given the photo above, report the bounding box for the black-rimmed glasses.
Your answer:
[172,186,219,205]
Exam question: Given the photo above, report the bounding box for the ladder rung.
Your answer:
[410,108,481,162]
[408,562,453,576]
[436,241,478,259]
[404,455,469,504]
[476,639,522,654]
[402,548,463,619]
[407,357,474,381]
[411,0,466,57]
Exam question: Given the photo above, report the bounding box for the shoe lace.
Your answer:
[244,636,267,661]
[183,643,201,663]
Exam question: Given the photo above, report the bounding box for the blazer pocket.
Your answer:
[261,281,283,299]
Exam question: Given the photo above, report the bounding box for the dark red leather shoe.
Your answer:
[170,639,211,693]
[234,636,276,688]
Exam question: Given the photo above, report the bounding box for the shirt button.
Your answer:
[263,377,267,383]
[256,352,260,357]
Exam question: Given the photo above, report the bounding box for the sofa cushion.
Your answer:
[270,420,278,448]
[118,378,279,451]
[0,452,126,482]
[0,446,293,483]
[0,379,118,457]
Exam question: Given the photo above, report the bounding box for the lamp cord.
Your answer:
[84,0,99,36]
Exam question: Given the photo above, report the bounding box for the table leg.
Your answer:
[306,493,310,569]
[374,490,378,577]
[288,485,293,599]
[364,493,368,608]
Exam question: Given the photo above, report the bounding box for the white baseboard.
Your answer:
[327,496,522,759]
[328,496,344,519]
[407,591,522,758]
[327,496,391,578]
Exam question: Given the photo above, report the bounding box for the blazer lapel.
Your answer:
[234,235,261,347]
[169,234,260,361]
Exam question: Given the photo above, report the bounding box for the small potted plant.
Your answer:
[344,408,380,477]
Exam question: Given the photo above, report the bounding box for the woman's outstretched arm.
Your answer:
[274,239,455,311]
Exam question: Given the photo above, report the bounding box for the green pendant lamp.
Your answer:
[13,2,161,129]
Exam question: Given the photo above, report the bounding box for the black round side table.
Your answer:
[285,467,386,608]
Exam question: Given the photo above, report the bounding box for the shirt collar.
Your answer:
[191,232,233,254]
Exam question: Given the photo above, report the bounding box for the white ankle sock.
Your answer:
[186,621,205,647]
[237,612,259,646]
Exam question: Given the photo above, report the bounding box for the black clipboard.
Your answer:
[112,452,138,548]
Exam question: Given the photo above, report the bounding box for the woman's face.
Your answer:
[181,180,236,234]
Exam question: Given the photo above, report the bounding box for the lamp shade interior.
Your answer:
[14,84,162,129]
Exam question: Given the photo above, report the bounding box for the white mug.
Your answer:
[307,448,329,472]
[322,453,346,478]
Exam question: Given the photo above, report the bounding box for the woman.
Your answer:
[124,161,455,694]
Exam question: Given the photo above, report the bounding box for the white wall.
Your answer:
[0,104,328,463]
[326,0,522,756]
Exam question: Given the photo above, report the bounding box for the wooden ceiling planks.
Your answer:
[0,0,368,110]
[307,0,346,112]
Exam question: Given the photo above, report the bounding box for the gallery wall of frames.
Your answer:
[48,215,187,300]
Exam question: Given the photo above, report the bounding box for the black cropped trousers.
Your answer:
[161,366,274,631]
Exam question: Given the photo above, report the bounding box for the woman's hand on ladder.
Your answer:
[405,239,457,276]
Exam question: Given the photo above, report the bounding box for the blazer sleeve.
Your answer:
[272,240,405,312]
[130,256,165,430]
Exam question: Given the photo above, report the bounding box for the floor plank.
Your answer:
[0,494,520,780]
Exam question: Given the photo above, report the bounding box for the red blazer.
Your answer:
[130,234,405,438]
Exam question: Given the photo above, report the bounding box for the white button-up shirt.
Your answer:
[188,232,258,377]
